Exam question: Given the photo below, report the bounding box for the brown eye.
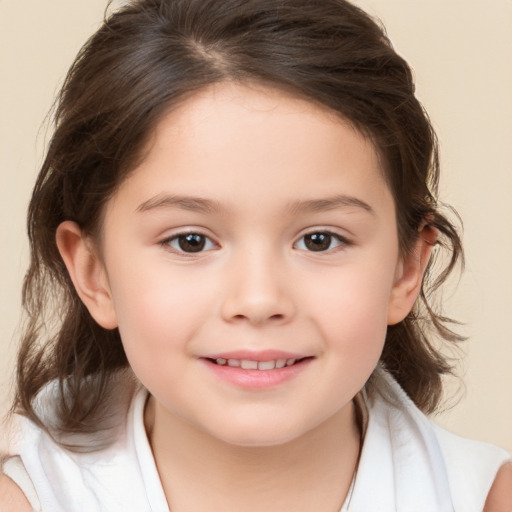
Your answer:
[166,233,215,253]
[295,232,347,252]
[304,233,332,251]
[178,233,205,252]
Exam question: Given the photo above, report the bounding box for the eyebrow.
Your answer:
[136,193,375,216]
[136,194,223,214]
[287,195,375,216]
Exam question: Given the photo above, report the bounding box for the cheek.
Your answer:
[107,261,215,362]
[312,278,390,401]
[305,261,395,354]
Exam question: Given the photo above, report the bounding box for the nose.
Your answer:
[220,249,295,326]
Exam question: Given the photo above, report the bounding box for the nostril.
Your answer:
[232,313,283,319]
[222,295,295,325]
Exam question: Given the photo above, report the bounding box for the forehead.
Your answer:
[149,82,372,157]
[110,81,393,218]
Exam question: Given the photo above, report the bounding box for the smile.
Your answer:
[201,351,313,389]
[203,356,312,390]
[212,358,298,370]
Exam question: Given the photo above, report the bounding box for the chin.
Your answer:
[206,418,310,448]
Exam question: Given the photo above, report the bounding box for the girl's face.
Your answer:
[70,82,424,446]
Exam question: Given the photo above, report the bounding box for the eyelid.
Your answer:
[293,228,352,252]
[159,228,219,255]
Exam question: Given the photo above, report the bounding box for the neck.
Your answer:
[145,398,361,512]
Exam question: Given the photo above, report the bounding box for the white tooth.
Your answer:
[241,360,258,370]
[275,359,286,369]
[286,358,296,366]
[228,359,240,367]
[216,358,227,365]
[258,360,276,370]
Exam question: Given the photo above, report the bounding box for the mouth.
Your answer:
[205,357,312,371]
[200,351,314,389]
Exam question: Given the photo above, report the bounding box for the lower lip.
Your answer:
[201,358,312,390]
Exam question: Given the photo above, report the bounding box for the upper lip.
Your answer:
[201,350,308,362]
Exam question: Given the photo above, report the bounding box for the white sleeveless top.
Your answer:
[3,369,510,512]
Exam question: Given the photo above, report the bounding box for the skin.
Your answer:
[2,82,507,511]
[0,475,32,512]
[483,463,512,512]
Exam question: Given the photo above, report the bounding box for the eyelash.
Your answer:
[160,232,217,255]
[294,231,351,253]
[161,229,351,256]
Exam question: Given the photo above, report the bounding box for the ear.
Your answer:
[56,221,118,329]
[387,224,437,326]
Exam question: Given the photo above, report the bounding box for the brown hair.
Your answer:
[14,0,463,441]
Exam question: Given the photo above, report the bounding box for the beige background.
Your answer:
[1,0,511,453]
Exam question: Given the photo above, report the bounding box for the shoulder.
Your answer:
[484,463,512,512]
[433,423,510,470]
[367,370,511,509]
[432,422,511,510]
[0,474,32,512]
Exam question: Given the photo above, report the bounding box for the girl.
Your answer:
[1,0,511,510]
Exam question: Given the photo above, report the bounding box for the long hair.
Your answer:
[15,0,463,443]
